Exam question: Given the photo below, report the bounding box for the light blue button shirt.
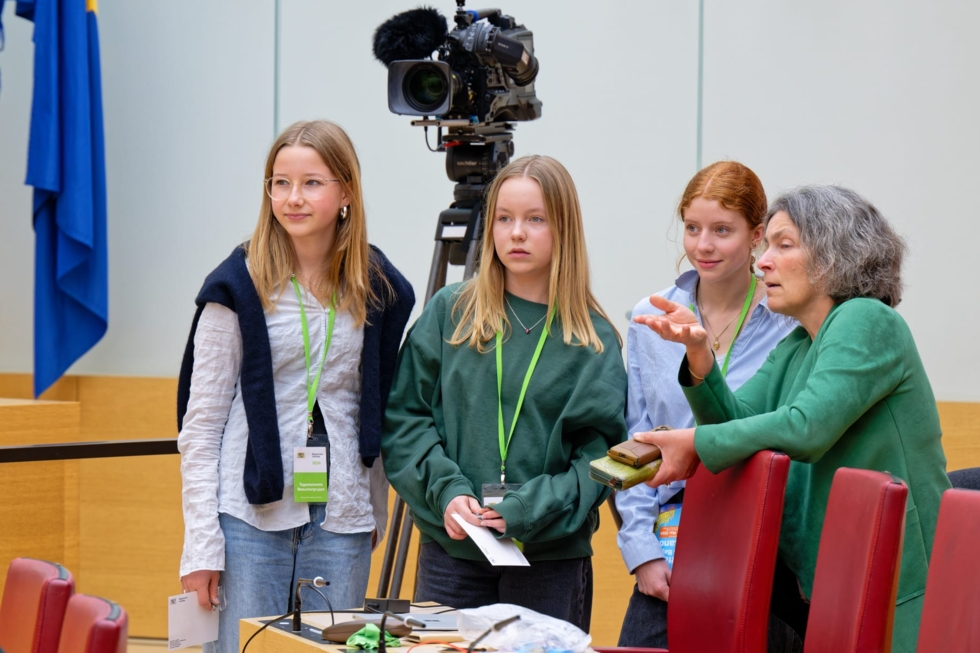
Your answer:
[615,270,798,573]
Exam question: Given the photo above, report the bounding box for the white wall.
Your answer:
[1,0,977,401]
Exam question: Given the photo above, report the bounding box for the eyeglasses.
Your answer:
[264,176,340,201]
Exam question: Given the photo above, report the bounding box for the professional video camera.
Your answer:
[372,2,543,302]
[373,3,541,125]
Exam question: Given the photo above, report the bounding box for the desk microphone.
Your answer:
[292,576,330,632]
[378,611,426,653]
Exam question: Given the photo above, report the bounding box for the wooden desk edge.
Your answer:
[239,615,461,653]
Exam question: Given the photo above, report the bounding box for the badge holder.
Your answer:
[294,411,330,503]
[481,482,524,508]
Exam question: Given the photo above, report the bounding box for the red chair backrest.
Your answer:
[667,450,790,653]
[915,488,980,653]
[805,468,907,653]
[0,558,75,653]
[55,595,127,653]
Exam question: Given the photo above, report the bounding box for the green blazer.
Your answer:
[684,298,950,653]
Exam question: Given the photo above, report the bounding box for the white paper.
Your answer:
[451,514,530,566]
[168,592,219,650]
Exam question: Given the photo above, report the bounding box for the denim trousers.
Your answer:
[414,541,594,632]
[204,504,372,653]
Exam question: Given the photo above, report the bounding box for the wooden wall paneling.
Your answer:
[0,399,80,601]
[75,376,182,637]
[0,373,79,402]
[590,501,633,646]
[937,402,980,472]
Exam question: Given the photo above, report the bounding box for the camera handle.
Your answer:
[375,130,514,600]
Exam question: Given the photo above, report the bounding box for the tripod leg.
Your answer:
[426,242,450,303]
[376,495,406,598]
[463,209,484,280]
[390,511,415,599]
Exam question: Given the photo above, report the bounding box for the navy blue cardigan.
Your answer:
[176,245,415,505]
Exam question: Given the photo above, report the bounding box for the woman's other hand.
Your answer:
[181,569,220,609]
[444,495,485,540]
[635,427,700,486]
[635,558,672,601]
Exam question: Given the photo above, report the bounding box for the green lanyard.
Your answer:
[495,303,556,484]
[689,275,757,378]
[291,276,336,437]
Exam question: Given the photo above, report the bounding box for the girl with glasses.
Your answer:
[176,120,415,653]
[382,155,628,631]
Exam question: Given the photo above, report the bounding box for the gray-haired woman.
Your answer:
[632,185,950,653]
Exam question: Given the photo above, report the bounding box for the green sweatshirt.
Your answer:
[382,283,628,562]
[684,298,950,653]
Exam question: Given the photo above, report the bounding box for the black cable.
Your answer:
[241,610,292,653]
[423,125,444,152]
[299,584,335,626]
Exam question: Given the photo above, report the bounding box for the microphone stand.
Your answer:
[292,576,330,632]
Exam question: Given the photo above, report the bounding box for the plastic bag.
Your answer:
[455,603,592,653]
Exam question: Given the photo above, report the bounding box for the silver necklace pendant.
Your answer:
[506,297,546,334]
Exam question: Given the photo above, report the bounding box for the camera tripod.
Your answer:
[375,120,515,599]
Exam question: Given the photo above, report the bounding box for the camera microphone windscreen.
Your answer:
[373,6,448,67]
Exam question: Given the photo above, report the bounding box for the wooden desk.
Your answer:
[240,608,463,653]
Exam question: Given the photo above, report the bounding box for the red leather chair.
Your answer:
[0,558,75,653]
[55,595,127,653]
[597,449,791,653]
[915,488,980,653]
[804,468,908,653]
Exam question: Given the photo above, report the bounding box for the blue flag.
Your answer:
[18,0,108,397]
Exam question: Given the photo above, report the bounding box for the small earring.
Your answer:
[340,205,349,220]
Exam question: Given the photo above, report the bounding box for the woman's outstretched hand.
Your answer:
[634,296,714,381]
[634,296,707,347]
[634,427,700,486]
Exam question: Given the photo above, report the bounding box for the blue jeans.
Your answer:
[205,505,372,653]
[414,542,593,632]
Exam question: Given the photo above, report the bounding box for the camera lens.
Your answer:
[404,64,449,114]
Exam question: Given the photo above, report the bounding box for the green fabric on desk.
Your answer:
[346,623,402,650]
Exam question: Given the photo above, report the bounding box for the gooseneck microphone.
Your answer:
[292,576,330,632]
[466,615,521,653]
[377,611,426,653]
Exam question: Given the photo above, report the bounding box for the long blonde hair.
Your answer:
[449,155,618,353]
[247,120,387,324]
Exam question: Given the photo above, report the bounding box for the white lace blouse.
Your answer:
[177,285,388,577]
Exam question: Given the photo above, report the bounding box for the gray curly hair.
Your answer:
[766,185,907,307]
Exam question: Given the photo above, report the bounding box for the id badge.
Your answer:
[294,441,328,503]
[481,482,523,508]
